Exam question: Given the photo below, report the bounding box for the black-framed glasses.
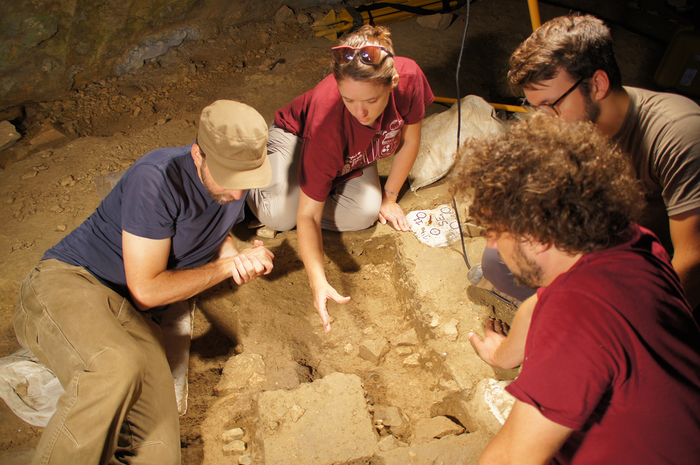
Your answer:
[331,45,394,66]
[522,77,585,116]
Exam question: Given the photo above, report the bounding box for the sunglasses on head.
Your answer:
[331,45,394,66]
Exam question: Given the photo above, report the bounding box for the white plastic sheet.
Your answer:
[409,95,505,191]
[0,301,196,427]
[0,348,64,427]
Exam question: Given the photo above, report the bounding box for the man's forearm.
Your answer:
[130,257,235,310]
[673,257,700,310]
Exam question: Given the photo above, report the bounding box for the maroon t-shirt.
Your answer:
[274,57,434,202]
[507,225,700,464]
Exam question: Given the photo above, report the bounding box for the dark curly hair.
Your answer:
[449,113,644,254]
[508,14,623,96]
[331,25,398,88]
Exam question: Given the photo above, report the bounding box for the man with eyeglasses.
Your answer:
[13,100,275,464]
[470,14,700,370]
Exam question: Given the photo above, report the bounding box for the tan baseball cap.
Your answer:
[197,100,270,190]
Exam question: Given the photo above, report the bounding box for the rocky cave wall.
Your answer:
[0,0,337,112]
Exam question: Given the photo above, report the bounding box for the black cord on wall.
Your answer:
[453,1,471,270]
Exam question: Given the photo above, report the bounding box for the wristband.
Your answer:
[384,188,398,197]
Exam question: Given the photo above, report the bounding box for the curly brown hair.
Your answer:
[508,14,623,95]
[449,113,644,254]
[331,25,398,88]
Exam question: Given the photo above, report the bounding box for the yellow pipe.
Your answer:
[527,0,541,31]
[316,10,420,38]
[314,0,436,28]
[313,0,459,31]
[433,96,527,113]
[315,0,458,38]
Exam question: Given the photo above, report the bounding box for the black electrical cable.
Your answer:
[453,1,471,270]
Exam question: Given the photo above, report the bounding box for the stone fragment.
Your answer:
[238,455,253,465]
[21,171,38,180]
[222,439,246,455]
[377,433,483,463]
[374,404,410,437]
[412,416,464,444]
[416,13,454,30]
[258,372,376,465]
[391,328,419,346]
[437,379,461,392]
[289,404,305,422]
[57,224,67,231]
[430,392,474,432]
[214,353,266,397]
[464,221,484,237]
[378,434,398,451]
[394,346,412,356]
[222,427,245,443]
[29,123,69,147]
[275,5,295,23]
[60,175,75,187]
[297,13,311,24]
[373,404,403,426]
[403,353,421,367]
[256,226,277,238]
[0,121,21,151]
[429,313,440,328]
[359,336,389,364]
[443,318,460,341]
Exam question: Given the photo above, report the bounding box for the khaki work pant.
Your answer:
[14,259,181,465]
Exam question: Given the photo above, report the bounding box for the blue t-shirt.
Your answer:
[44,144,247,310]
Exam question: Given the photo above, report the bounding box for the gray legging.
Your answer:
[247,124,383,232]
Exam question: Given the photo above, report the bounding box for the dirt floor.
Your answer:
[0,0,677,463]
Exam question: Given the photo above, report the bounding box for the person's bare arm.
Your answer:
[379,121,422,231]
[468,294,537,369]
[123,231,273,310]
[669,207,700,309]
[297,191,351,333]
[478,400,572,465]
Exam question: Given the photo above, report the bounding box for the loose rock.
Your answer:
[275,5,295,23]
[222,427,245,443]
[214,353,266,397]
[403,353,421,367]
[222,439,247,455]
[359,336,389,364]
[443,318,460,341]
[0,121,21,151]
[391,328,420,346]
[378,434,399,451]
[412,416,464,444]
[416,13,454,30]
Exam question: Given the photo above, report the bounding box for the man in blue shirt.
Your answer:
[14,100,274,465]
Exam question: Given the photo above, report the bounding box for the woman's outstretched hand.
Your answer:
[379,198,410,231]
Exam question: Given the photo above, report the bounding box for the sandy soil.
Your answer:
[0,1,671,463]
